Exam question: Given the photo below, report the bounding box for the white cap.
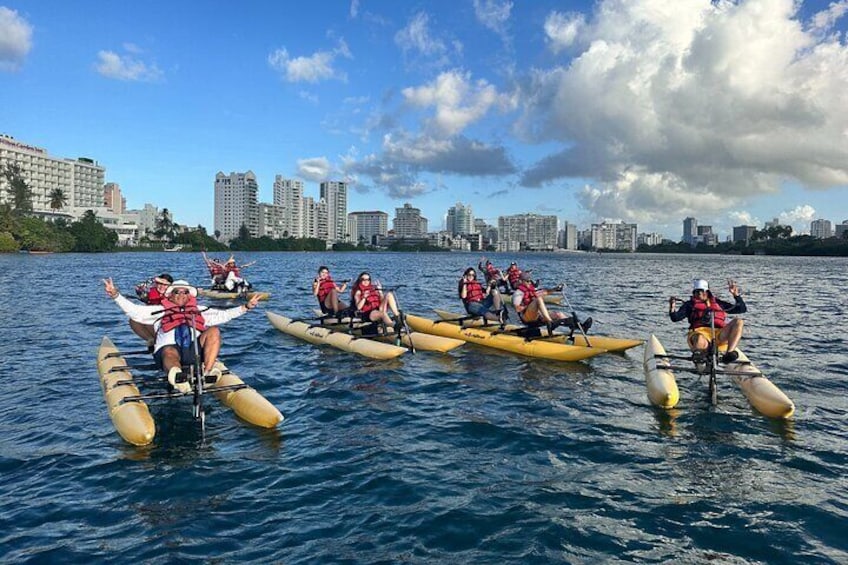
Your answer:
[692,279,709,291]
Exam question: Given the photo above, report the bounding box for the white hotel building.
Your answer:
[0,134,105,220]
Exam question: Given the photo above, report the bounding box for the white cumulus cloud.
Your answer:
[268,39,351,83]
[297,157,332,181]
[517,0,848,226]
[402,70,515,137]
[544,11,584,53]
[95,49,162,81]
[0,7,33,72]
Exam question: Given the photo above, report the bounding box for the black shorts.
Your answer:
[153,343,203,371]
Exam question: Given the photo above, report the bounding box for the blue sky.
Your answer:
[1,0,847,239]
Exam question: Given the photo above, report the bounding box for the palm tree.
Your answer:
[49,188,68,212]
[1,162,33,214]
[155,208,176,242]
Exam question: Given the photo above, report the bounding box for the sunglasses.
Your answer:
[361,277,371,281]
[693,289,705,294]
[172,289,191,295]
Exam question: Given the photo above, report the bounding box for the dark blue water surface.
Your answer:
[0,252,846,563]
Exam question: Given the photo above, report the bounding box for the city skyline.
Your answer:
[2,1,847,237]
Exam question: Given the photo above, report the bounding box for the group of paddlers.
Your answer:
[463,258,591,335]
[102,252,751,394]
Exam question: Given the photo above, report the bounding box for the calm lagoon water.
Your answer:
[0,251,846,563]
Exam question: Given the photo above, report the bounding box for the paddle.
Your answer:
[558,283,592,348]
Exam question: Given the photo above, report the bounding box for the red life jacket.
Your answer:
[688,295,727,329]
[147,287,165,305]
[517,282,538,307]
[484,263,500,282]
[209,263,225,277]
[507,266,521,285]
[461,280,485,304]
[225,264,241,277]
[354,284,382,313]
[317,278,337,302]
[159,297,207,332]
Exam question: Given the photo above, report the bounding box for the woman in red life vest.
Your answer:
[351,272,403,331]
[202,251,227,286]
[103,278,260,393]
[512,272,591,334]
[458,267,506,323]
[130,273,174,345]
[313,266,349,315]
[669,278,746,364]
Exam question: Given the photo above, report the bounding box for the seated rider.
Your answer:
[350,272,404,335]
[222,256,253,294]
[103,278,261,393]
[202,251,227,287]
[313,266,349,317]
[505,262,526,291]
[512,273,591,334]
[478,257,510,294]
[458,267,507,324]
[131,273,174,345]
[669,278,746,364]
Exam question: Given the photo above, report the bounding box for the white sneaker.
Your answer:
[203,366,222,385]
[168,367,190,394]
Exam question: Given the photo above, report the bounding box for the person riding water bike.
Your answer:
[669,278,746,364]
[458,267,507,324]
[313,266,350,317]
[131,273,173,345]
[511,272,591,334]
[103,278,260,393]
[478,257,510,294]
[350,272,405,335]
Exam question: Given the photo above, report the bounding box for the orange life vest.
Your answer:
[688,295,727,329]
[354,284,382,313]
[507,266,522,285]
[517,282,538,308]
[159,297,207,332]
[461,280,485,304]
[147,287,165,305]
[317,278,337,302]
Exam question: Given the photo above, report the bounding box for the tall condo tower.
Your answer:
[273,176,304,237]
[214,171,259,242]
[446,202,474,235]
[320,181,348,243]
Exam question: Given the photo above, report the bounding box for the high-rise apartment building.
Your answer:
[320,181,348,242]
[682,217,697,246]
[558,222,578,250]
[0,134,105,219]
[446,202,474,235]
[590,221,638,251]
[258,203,287,239]
[273,176,304,238]
[810,219,833,239]
[394,203,428,237]
[348,211,388,245]
[498,213,558,251]
[214,171,259,242]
